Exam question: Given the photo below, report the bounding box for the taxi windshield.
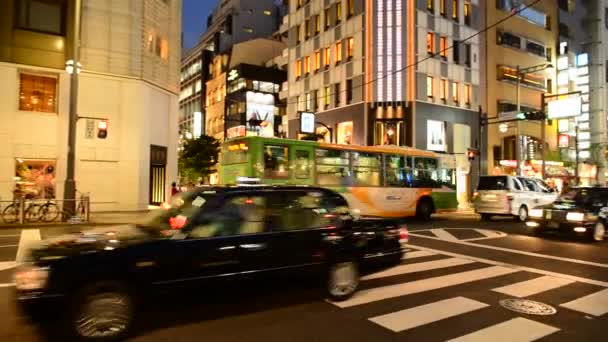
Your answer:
[139,190,217,233]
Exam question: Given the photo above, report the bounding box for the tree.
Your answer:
[178,135,220,184]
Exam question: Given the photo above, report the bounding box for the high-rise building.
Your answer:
[283,0,483,204]
[484,0,558,178]
[0,0,181,210]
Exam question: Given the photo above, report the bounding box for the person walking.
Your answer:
[171,182,180,196]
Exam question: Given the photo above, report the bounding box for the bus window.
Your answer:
[222,141,248,165]
[315,149,351,186]
[413,157,440,188]
[264,145,289,179]
[385,155,413,187]
[294,150,311,179]
[352,152,381,186]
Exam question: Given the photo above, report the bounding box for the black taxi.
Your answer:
[15,186,407,341]
[526,187,608,242]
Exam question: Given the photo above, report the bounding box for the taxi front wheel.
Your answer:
[327,261,359,301]
[590,222,606,242]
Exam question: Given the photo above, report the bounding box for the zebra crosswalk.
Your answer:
[328,247,608,341]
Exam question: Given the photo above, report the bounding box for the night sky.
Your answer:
[182,0,216,51]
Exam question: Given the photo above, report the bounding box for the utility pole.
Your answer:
[575,125,579,185]
[63,0,82,216]
[540,92,546,179]
[515,65,521,176]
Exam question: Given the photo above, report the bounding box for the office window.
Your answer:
[16,0,65,35]
[526,41,546,57]
[440,0,446,17]
[305,19,311,39]
[335,41,343,63]
[464,43,471,67]
[297,0,304,8]
[312,89,319,111]
[348,0,355,17]
[314,15,321,34]
[464,84,472,105]
[314,50,321,71]
[334,83,341,106]
[296,25,301,44]
[243,26,253,33]
[304,56,311,74]
[346,37,354,58]
[295,59,302,78]
[427,0,434,12]
[452,82,459,104]
[336,1,342,24]
[440,79,447,103]
[452,0,459,21]
[497,31,521,49]
[427,32,435,55]
[324,86,331,108]
[426,76,434,99]
[464,1,471,26]
[19,73,57,113]
[453,40,460,63]
[305,93,312,111]
[324,47,331,67]
[440,36,448,59]
[324,8,331,29]
[346,79,353,103]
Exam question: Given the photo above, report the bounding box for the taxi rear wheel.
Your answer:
[517,206,528,222]
[327,261,359,301]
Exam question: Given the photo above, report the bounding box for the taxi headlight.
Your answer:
[529,209,543,218]
[14,265,49,291]
[566,212,585,222]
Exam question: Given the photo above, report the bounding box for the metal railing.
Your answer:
[0,195,90,225]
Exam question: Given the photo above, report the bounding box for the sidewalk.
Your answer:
[89,211,153,225]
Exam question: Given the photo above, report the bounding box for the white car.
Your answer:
[473,175,559,221]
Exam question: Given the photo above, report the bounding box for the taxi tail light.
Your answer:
[399,224,409,243]
[169,216,187,229]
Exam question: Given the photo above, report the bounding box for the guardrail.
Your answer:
[0,196,90,225]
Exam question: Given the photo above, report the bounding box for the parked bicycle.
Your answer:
[1,198,41,224]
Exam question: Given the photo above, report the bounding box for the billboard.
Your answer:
[427,120,446,152]
[300,112,315,134]
[547,97,582,120]
[246,91,275,137]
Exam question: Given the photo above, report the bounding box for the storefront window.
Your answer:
[263,145,289,178]
[336,121,353,144]
[14,159,56,199]
[374,121,403,145]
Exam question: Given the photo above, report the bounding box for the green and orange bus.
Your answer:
[219,136,457,218]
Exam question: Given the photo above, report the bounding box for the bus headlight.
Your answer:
[529,209,544,218]
[566,212,585,222]
[14,265,49,291]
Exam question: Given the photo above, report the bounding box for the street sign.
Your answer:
[547,96,582,119]
[85,119,94,139]
[300,112,315,134]
[499,111,519,120]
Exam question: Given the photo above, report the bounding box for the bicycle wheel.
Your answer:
[24,204,41,223]
[39,203,60,222]
[1,204,18,224]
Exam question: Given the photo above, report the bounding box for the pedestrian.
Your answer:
[171,182,180,196]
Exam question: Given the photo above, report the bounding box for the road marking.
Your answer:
[402,250,436,259]
[447,317,559,342]
[332,266,518,308]
[560,288,608,316]
[430,228,459,241]
[0,283,15,288]
[493,275,576,298]
[0,261,17,271]
[410,233,608,268]
[16,229,41,262]
[369,297,489,332]
[0,234,19,237]
[363,258,475,280]
[0,245,18,248]
[407,244,608,288]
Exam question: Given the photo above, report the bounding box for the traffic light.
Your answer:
[97,120,108,139]
[517,111,546,121]
[467,148,478,161]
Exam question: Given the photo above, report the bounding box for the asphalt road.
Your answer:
[1,215,607,341]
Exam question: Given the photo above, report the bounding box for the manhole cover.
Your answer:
[499,299,557,316]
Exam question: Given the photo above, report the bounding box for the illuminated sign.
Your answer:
[300,112,315,134]
[427,120,446,152]
[547,96,582,119]
[193,111,202,138]
[246,91,275,137]
[227,69,239,82]
[576,53,588,67]
[558,134,570,148]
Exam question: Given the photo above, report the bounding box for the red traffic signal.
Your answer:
[97,120,108,139]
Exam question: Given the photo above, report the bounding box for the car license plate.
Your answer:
[547,222,559,229]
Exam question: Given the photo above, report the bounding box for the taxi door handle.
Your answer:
[240,243,267,251]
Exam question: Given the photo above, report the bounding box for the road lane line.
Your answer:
[447,317,559,342]
[363,258,475,280]
[0,261,17,271]
[430,229,459,241]
[369,297,489,332]
[560,288,608,316]
[407,244,608,288]
[331,266,518,308]
[0,234,19,237]
[0,245,18,248]
[492,275,576,298]
[410,233,608,268]
[402,250,436,259]
[16,229,41,263]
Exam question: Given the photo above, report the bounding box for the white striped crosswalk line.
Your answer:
[363,258,475,281]
[430,228,458,241]
[402,250,436,259]
[332,266,519,308]
[492,275,576,298]
[447,317,559,342]
[560,288,608,316]
[369,297,488,332]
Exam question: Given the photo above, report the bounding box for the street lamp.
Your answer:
[514,63,553,176]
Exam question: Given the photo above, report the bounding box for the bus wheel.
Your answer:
[416,198,434,220]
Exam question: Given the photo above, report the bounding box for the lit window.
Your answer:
[324,86,331,108]
[348,0,355,17]
[440,79,447,102]
[305,19,311,39]
[427,0,434,12]
[464,1,471,25]
[243,27,253,33]
[314,50,321,71]
[296,59,302,78]
[336,1,342,24]
[19,73,57,113]
[452,0,459,21]
[324,47,331,66]
[336,121,353,145]
[263,10,272,16]
[324,8,331,29]
[427,32,435,55]
[452,82,459,103]
[304,56,311,74]
[440,0,446,16]
[160,39,169,60]
[305,93,312,110]
[336,41,343,63]
[426,76,434,99]
[440,36,448,59]
[347,37,354,58]
[314,15,321,34]
[464,84,472,105]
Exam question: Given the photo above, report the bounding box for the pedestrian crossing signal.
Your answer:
[97,120,108,139]
[467,148,478,161]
